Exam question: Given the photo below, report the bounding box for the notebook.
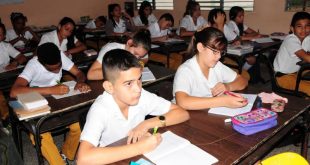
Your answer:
[9,100,50,121]
[227,44,254,56]
[142,67,156,82]
[251,37,274,43]
[208,94,257,117]
[52,81,82,99]
[144,131,218,165]
[17,92,48,111]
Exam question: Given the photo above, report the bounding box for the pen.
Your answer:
[224,91,239,98]
[152,126,158,135]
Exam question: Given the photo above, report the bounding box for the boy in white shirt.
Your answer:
[148,13,174,42]
[77,49,189,164]
[10,43,90,165]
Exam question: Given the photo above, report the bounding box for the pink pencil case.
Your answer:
[232,108,278,135]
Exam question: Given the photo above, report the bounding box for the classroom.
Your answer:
[0,0,309,165]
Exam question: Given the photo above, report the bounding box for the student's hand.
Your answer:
[211,83,229,96]
[232,40,241,46]
[220,94,248,108]
[121,11,131,20]
[64,51,71,56]
[127,123,149,144]
[52,84,70,95]
[23,26,32,33]
[158,35,168,42]
[137,133,162,154]
[5,63,18,70]
[74,82,91,93]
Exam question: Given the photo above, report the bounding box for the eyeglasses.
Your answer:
[206,45,226,56]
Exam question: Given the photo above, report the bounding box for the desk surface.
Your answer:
[109,93,309,165]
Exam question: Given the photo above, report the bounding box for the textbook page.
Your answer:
[52,81,82,99]
[144,131,218,165]
[142,67,156,82]
[208,94,257,117]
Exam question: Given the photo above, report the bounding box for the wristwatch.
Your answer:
[159,115,166,127]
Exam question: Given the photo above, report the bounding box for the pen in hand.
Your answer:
[152,126,158,135]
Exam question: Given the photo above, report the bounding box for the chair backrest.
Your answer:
[79,109,89,130]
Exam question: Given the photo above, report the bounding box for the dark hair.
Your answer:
[102,49,142,82]
[159,13,174,26]
[291,12,310,27]
[58,17,76,50]
[0,23,6,35]
[184,0,200,17]
[229,6,244,35]
[139,1,153,26]
[37,43,61,65]
[208,8,226,26]
[131,29,151,51]
[108,3,121,28]
[97,16,107,25]
[187,27,227,56]
[10,12,27,24]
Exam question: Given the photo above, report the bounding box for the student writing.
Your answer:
[148,13,174,42]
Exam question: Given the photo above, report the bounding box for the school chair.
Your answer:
[260,152,309,165]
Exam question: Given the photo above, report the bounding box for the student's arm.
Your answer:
[211,75,248,96]
[5,54,27,70]
[175,91,247,110]
[127,104,189,144]
[151,35,168,42]
[23,27,40,43]
[65,40,87,55]
[10,77,69,98]
[9,36,25,46]
[179,27,195,37]
[77,134,161,165]
[68,65,91,92]
[295,49,310,63]
[87,61,103,80]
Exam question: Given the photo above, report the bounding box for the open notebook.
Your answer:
[144,131,218,165]
[52,81,82,99]
[208,94,257,117]
[142,67,156,82]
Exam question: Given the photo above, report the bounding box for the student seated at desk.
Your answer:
[39,17,87,56]
[173,27,248,110]
[133,1,157,28]
[6,12,39,49]
[178,1,207,37]
[105,3,135,36]
[10,43,90,165]
[0,23,27,70]
[273,12,310,96]
[76,49,189,164]
[87,29,151,80]
[84,16,106,31]
[148,13,174,42]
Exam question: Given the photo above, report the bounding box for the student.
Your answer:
[105,3,135,36]
[84,16,106,30]
[148,13,174,42]
[133,1,157,27]
[0,23,27,70]
[173,27,248,110]
[39,17,87,56]
[178,1,207,37]
[227,6,263,41]
[6,12,39,48]
[10,43,90,165]
[273,12,310,95]
[87,29,151,80]
[76,49,189,164]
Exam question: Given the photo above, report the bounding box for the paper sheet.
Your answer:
[252,37,274,43]
[163,38,185,43]
[142,67,156,82]
[208,94,257,117]
[52,81,82,99]
[151,44,160,49]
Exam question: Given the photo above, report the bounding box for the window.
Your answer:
[286,0,310,11]
[196,0,254,11]
[135,0,174,10]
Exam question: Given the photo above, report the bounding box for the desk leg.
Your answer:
[31,122,45,165]
[301,108,310,159]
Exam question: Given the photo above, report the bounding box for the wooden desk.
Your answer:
[9,64,175,164]
[108,93,309,165]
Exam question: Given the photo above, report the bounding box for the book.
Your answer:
[84,49,98,56]
[251,37,274,43]
[9,100,51,121]
[142,67,156,82]
[208,94,257,117]
[17,92,48,111]
[52,81,82,99]
[227,44,254,56]
[144,131,218,165]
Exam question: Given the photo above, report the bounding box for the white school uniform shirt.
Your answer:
[223,24,238,42]
[113,18,127,33]
[85,19,97,29]
[0,41,20,66]
[273,34,310,74]
[148,22,169,38]
[5,29,33,47]
[227,20,248,36]
[39,30,78,52]
[96,42,148,64]
[133,14,157,27]
[80,89,171,147]
[18,52,74,87]
[173,56,237,101]
[178,15,207,34]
